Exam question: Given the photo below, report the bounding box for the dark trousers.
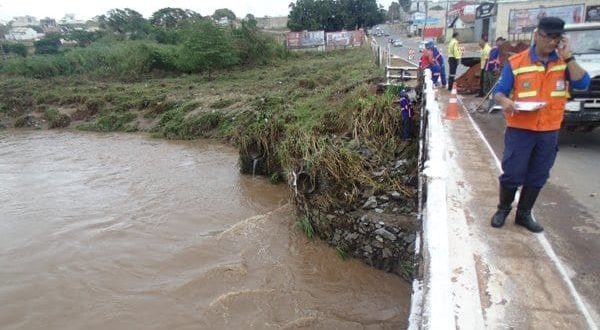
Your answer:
[499,127,559,189]
[401,110,412,139]
[478,69,485,96]
[440,64,447,86]
[448,57,458,91]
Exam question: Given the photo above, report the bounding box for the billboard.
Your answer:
[508,4,585,34]
[586,5,600,22]
[286,31,325,48]
[325,30,365,47]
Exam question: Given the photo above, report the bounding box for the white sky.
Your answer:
[0,0,394,22]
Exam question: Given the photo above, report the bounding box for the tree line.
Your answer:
[287,0,386,32]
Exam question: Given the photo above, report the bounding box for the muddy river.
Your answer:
[0,131,410,329]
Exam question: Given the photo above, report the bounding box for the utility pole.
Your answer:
[444,0,450,42]
[422,0,429,41]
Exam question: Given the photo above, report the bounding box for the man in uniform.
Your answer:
[477,36,491,97]
[428,41,447,88]
[447,32,462,91]
[490,17,590,232]
[484,37,505,96]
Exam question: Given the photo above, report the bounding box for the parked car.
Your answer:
[393,40,403,47]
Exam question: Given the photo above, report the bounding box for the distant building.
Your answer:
[256,16,288,30]
[11,16,40,27]
[474,0,597,42]
[40,18,60,33]
[59,14,86,26]
[5,27,41,41]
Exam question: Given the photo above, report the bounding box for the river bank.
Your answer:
[0,47,419,278]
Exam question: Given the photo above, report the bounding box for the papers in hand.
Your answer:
[514,101,546,111]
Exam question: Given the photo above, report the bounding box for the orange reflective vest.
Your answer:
[505,50,568,131]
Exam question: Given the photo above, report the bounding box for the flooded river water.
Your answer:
[0,131,410,329]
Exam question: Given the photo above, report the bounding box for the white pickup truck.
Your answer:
[562,23,600,132]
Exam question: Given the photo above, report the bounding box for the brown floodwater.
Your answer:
[0,130,411,329]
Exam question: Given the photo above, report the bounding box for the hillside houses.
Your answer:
[2,14,95,42]
[5,27,40,41]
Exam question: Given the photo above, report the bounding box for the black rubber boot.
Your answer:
[515,186,544,233]
[491,185,518,228]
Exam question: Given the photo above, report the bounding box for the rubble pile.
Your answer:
[456,63,482,94]
[455,41,530,94]
[499,41,529,64]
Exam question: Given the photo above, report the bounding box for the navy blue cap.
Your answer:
[538,17,565,35]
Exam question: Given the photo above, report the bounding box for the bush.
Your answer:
[1,42,28,57]
[79,112,136,131]
[45,108,71,128]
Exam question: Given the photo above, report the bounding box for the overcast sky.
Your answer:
[0,0,394,22]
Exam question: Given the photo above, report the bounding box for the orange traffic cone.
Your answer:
[445,83,459,120]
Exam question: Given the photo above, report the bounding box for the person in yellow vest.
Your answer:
[447,32,462,91]
[491,17,590,232]
[477,36,491,97]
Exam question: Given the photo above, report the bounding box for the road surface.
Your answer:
[460,94,600,324]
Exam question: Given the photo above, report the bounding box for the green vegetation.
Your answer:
[297,216,315,240]
[0,13,285,79]
[287,0,386,32]
[336,241,349,260]
[45,108,71,128]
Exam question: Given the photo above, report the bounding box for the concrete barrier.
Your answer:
[408,69,455,329]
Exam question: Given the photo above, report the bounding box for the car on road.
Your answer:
[393,40,403,47]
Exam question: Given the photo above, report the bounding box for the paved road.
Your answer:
[459,94,600,324]
[371,24,476,77]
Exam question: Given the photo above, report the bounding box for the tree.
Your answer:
[150,8,202,44]
[212,8,236,21]
[150,8,201,29]
[287,0,385,32]
[179,20,238,79]
[288,0,321,31]
[0,23,8,60]
[244,14,258,27]
[99,8,151,39]
[387,2,401,22]
[399,0,411,14]
[34,33,62,55]
[68,30,106,47]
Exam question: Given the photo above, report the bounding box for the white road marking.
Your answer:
[459,95,599,330]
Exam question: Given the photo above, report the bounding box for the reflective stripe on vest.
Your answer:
[517,91,537,98]
[512,65,545,75]
[549,64,567,72]
[550,91,567,97]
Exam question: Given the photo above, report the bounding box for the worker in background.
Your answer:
[484,37,505,96]
[477,36,491,97]
[490,17,590,232]
[419,44,441,84]
[447,32,462,91]
[399,89,414,140]
[428,41,447,87]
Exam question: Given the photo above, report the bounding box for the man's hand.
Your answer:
[495,92,517,115]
